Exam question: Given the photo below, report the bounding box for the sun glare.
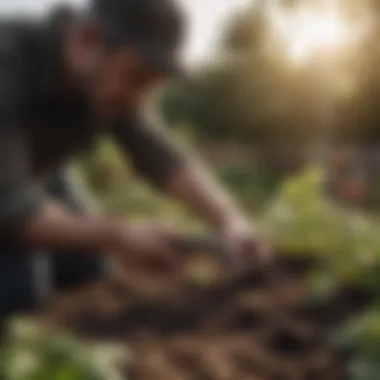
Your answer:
[270,2,351,65]
[288,9,347,63]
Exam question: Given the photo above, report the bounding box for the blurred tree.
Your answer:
[159,0,324,147]
[159,0,380,150]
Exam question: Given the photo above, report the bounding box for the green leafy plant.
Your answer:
[0,318,129,380]
[259,166,380,283]
[258,166,380,380]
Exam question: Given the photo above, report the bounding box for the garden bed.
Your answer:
[37,249,371,380]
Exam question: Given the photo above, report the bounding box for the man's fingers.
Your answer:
[223,232,273,269]
[145,239,178,272]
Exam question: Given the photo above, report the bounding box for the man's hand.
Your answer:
[164,163,272,267]
[219,217,272,268]
[110,221,182,270]
[19,200,183,272]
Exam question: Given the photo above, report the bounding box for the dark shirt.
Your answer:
[0,17,186,239]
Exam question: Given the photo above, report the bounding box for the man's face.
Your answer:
[72,28,165,117]
[93,49,165,116]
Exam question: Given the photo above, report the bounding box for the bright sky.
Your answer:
[179,0,250,63]
[0,0,251,64]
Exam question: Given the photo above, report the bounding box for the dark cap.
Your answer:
[90,0,187,77]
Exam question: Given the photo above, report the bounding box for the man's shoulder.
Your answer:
[0,19,47,95]
[0,18,38,56]
[0,19,43,111]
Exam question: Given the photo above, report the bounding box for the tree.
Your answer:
[159,0,380,147]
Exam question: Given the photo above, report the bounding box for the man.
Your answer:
[0,0,265,314]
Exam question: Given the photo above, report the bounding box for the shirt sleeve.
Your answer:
[0,48,45,240]
[0,125,45,240]
[111,108,188,187]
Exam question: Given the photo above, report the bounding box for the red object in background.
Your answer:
[342,180,367,202]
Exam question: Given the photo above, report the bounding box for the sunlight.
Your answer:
[270,2,351,65]
[287,9,348,63]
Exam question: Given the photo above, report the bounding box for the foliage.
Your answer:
[76,138,130,195]
[258,167,380,380]
[0,318,128,380]
[331,309,380,380]
[260,166,380,283]
[218,164,280,212]
[158,0,380,146]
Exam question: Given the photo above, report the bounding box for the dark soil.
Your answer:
[39,250,372,380]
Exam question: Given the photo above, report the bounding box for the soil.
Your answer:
[39,249,372,380]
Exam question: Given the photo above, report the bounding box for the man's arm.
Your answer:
[112,109,270,265]
[0,124,182,265]
[112,109,248,230]
[0,125,117,252]
[163,160,249,231]
[19,199,118,251]
[0,43,120,253]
